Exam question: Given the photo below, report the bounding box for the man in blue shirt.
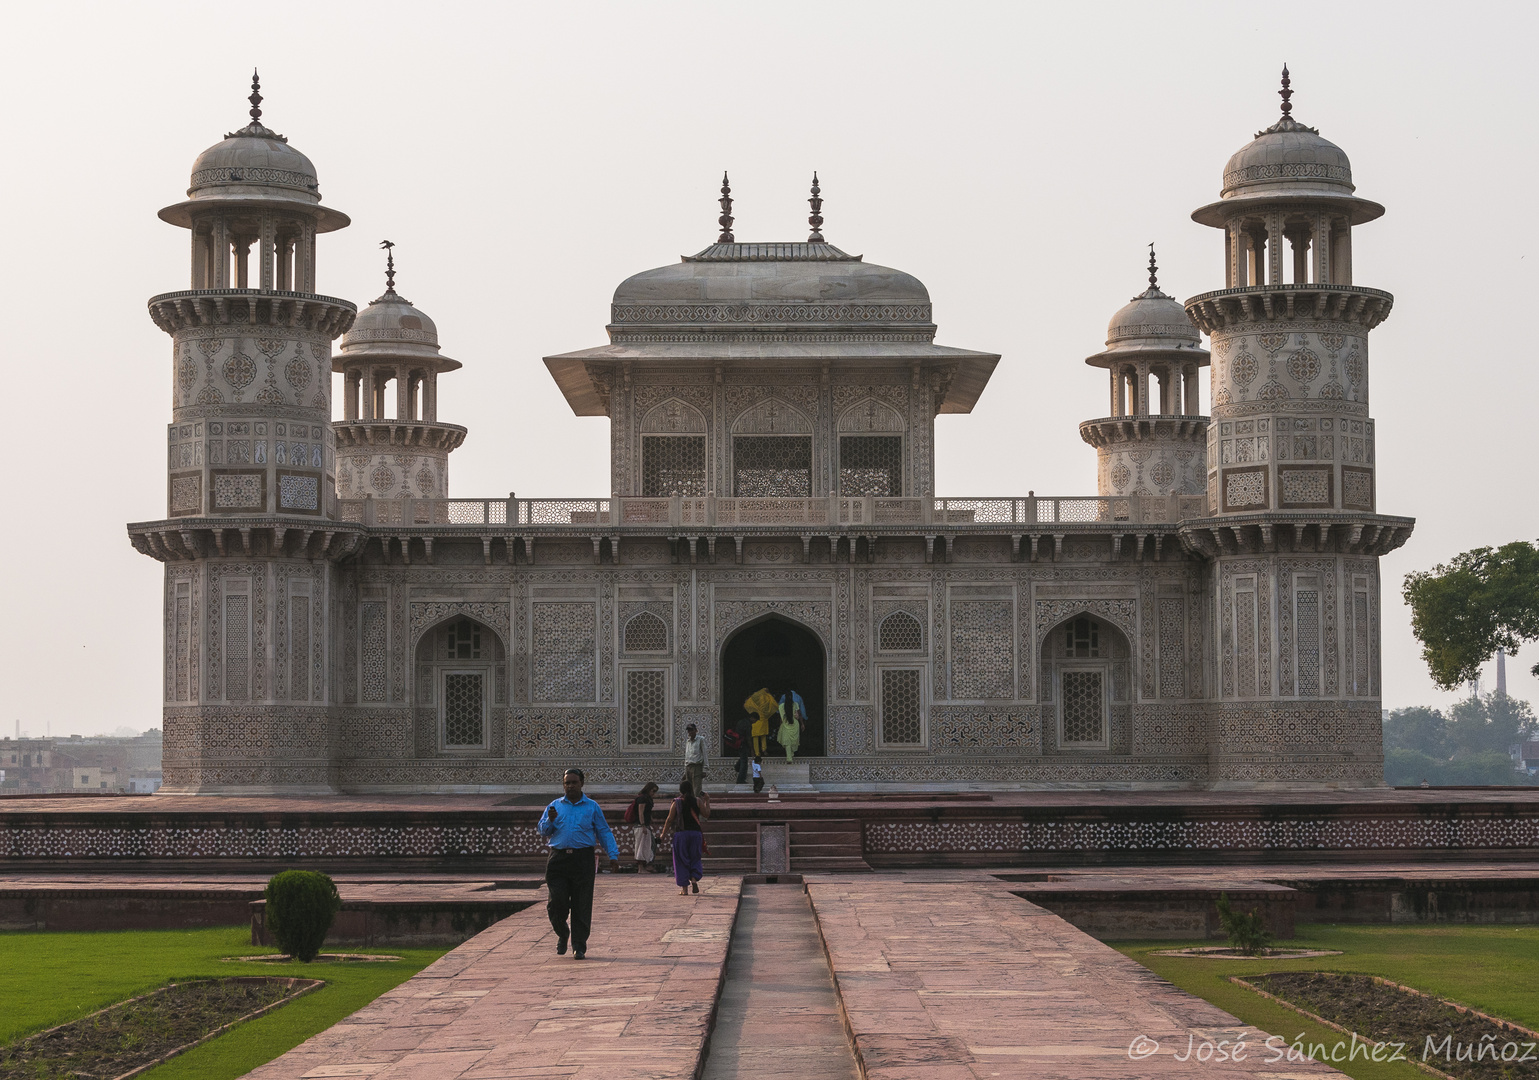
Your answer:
[537,767,619,959]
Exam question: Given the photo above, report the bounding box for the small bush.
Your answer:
[1215,891,1273,956]
[264,870,341,963]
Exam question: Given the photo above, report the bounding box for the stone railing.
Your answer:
[335,494,1209,529]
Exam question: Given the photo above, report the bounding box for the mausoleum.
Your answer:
[131,71,1412,793]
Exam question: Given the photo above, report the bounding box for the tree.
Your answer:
[1402,540,1539,690]
[1446,693,1535,757]
[1383,705,1447,758]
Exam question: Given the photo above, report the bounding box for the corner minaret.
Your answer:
[1180,69,1413,788]
[1186,66,1391,518]
[333,245,466,502]
[1080,246,1209,496]
[149,71,355,520]
[134,74,356,794]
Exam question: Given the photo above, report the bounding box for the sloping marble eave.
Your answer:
[544,342,1001,416]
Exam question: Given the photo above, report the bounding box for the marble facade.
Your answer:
[130,74,1412,793]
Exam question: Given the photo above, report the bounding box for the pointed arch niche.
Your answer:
[731,398,814,497]
[1038,612,1131,753]
[837,397,906,496]
[640,398,708,496]
[720,615,826,757]
[414,616,507,753]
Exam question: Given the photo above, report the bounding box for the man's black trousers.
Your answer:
[545,847,597,950]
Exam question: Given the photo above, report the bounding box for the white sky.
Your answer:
[1,1,1534,737]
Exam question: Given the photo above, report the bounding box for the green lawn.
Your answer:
[0,926,448,1080]
[1118,923,1539,1080]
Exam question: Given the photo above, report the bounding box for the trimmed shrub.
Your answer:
[1215,891,1273,956]
[264,870,341,962]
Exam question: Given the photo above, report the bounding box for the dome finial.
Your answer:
[249,69,263,123]
[1147,242,1159,289]
[717,172,735,244]
[1279,63,1293,119]
[808,172,825,243]
[380,239,396,294]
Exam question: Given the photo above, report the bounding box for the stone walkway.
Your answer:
[246,875,741,1079]
[701,882,858,1080]
[807,877,1344,1079]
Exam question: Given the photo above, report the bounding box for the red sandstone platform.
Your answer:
[5,788,1539,873]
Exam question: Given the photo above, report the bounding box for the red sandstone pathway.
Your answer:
[244,875,741,1080]
[808,877,1344,1079]
[700,882,858,1080]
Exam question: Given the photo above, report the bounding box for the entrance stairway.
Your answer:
[702,817,870,874]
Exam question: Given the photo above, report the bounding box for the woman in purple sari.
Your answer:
[661,779,711,895]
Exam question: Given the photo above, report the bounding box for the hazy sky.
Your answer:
[2,1,1534,736]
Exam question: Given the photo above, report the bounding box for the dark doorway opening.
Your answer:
[720,617,826,757]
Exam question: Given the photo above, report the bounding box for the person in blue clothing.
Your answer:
[537,768,620,959]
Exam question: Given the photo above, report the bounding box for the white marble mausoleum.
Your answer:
[131,72,1413,793]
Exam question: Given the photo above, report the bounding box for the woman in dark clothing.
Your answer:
[661,779,711,894]
[631,782,660,871]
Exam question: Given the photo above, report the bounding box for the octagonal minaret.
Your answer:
[1079,248,1209,496]
[150,73,355,521]
[1180,68,1413,789]
[137,73,358,794]
[333,246,466,502]
[1185,67,1391,517]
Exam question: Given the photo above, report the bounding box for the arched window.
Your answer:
[878,611,923,652]
[623,611,668,653]
[415,618,505,751]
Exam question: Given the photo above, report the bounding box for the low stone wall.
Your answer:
[5,793,1539,872]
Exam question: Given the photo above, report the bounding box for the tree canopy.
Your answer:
[1402,540,1539,691]
[1383,693,1537,786]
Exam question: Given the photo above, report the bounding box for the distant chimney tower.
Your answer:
[1497,647,1508,698]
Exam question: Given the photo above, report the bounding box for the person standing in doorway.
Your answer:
[538,768,619,959]
[745,689,777,758]
[777,691,804,763]
[662,779,711,894]
[682,722,706,797]
[731,711,753,784]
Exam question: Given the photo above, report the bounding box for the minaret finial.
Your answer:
[1278,63,1292,119]
[380,240,396,293]
[717,172,735,244]
[1147,242,1158,290]
[807,171,825,243]
[249,69,263,123]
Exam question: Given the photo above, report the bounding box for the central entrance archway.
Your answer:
[720,616,826,757]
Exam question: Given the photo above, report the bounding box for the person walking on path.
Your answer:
[682,722,707,796]
[661,779,711,895]
[777,691,804,763]
[537,768,619,959]
[745,689,777,758]
[626,782,660,872]
[751,757,764,794]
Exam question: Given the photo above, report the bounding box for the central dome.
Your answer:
[608,242,934,340]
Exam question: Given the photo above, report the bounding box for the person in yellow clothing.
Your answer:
[744,688,777,758]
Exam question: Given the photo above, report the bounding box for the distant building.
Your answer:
[0,732,162,794]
